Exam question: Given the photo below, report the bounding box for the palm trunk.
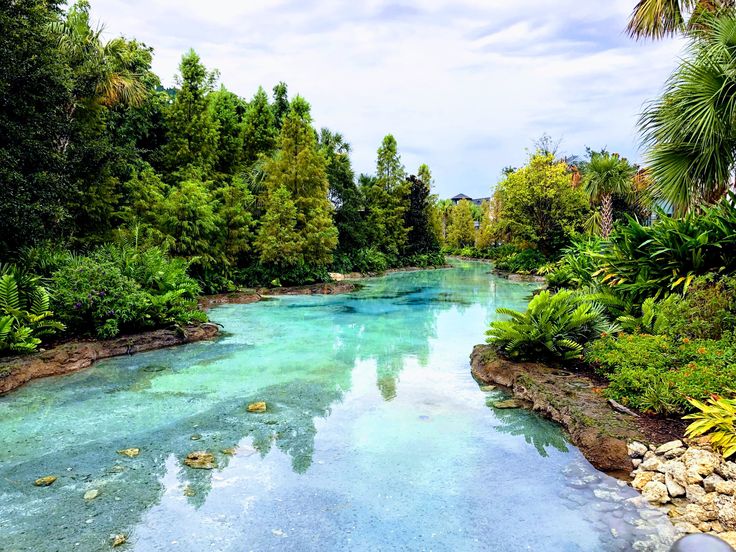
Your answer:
[601,193,613,238]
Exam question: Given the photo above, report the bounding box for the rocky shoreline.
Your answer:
[628,439,736,546]
[0,324,220,395]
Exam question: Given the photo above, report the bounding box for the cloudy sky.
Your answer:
[89,0,684,199]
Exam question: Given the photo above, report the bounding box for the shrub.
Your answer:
[494,248,547,274]
[50,246,205,338]
[0,267,64,354]
[487,290,615,361]
[685,396,736,459]
[545,237,604,289]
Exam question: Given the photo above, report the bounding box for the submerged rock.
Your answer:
[479,385,496,392]
[183,485,196,497]
[34,476,57,487]
[492,399,523,409]
[247,402,267,413]
[184,451,216,470]
[111,534,127,547]
[117,448,140,458]
[221,447,236,455]
[83,489,100,501]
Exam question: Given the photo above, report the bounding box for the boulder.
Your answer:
[656,440,684,456]
[715,481,736,496]
[83,489,99,500]
[703,473,725,493]
[716,494,736,531]
[633,471,657,491]
[642,480,670,504]
[492,399,523,409]
[686,484,706,502]
[664,447,687,460]
[111,534,127,547]
[666,472,686,498]
[117,448,140,458]
[718,462,736,481]
[682,448,721,478]
[628,441,648,458]
[247,402,267,413]
[640,455,664,473]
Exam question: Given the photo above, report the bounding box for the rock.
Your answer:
[220,447,236,455]
[111,534,127,547]
[717,461,736,480]
[704,473,725,492]
[34,476,57,487]
[686,484,706,502]
[639,455,664,472]
[83,489,99,500]
[184,451,216,470]
[628,442,648,459]
[492,399,523,409]
[666,472,687,498]
[663,460,687,484]
[642,480,670,504]
[712,521,725,533]
[682,448,721,477]
[247,402,267,413]
[656,440,684,456]
[608,398,639,417]
[673,522,700,534]
[117,448,140,458]
[720,532,736,547]
[632,458,642,468]
[686,467,704,485]
[697,522,712,532]
[664,447,687,459]
[328,272,345,282]
[190,434,201,441]
[699,492,720,518]
[716,481,736,496]
[679,504,711,525]
[716,495,736,530]
[479,385,496,392]
[633,471,658,491]
[183,485,196,497]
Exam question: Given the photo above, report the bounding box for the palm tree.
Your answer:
[627,0,734,39]
[583,152,636,237]
[640,12,736,213]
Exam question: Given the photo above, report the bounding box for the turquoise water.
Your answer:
[0,262,675,551]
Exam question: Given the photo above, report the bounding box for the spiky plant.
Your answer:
[685,396,736,458]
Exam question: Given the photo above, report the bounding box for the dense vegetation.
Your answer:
[0,0,443,351]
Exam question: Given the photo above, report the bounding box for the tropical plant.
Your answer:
[685,396,736,458]
[627,0,733,39]
[487,290,616,361]
[640,12,736,212]
[617,297,670,334]
[583,151,637,237]
[0,268,64,354]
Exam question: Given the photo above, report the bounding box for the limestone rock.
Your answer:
[656,440,684,456]
[628,441,648,459]
[639,455,664,472]
[111,534,127,547]
[665,472,686,498]
[720,532,736,548]
[686,484,706,502]
[715,480,736,496]
[479,385,496,392]
[247,402,267,413]
[642,480,670,504]
[83,489,99,500]
[716,494,736,531]
[663,460,687,486]
[632,458,642,468]
[682,448,721,477]
[718,462,736,481]
[686,466,704,485]
[34,476,57,487]
[673,522,700,534]
[117,448,140,458]
[703,473,725,493]
[664,447,687,459]
[184,451,216,470]
[633,471,657,490]
[492,399,523,409]
[221,447,236,456]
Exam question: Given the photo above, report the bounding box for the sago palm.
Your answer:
[583,152,636,237]
[640,12,736,213]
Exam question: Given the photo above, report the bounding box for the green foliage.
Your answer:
[494,249,547,274]
[242,86,277,167]
[595,195,736,302]
[446,200,476,249]
[586,332,736,414]
[50,245,204,338]
[487,290,615,361]
[685,396,736,459]
[545,237,604,289]
[405,174,441,255]
[256,185,304,268]
[492,153,590,256]
[582,151,637,237]
[0,268,64,354]
[209,86,246,176]
[364,135,409,258]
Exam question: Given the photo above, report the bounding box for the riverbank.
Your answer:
[446,256,546,283]
[470,344,683,477]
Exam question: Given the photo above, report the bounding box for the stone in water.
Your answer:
[34,476,57,487]
[117,448,140,458]
[83,489,99,500]
[184,451,216,470]
[493,399,523,409]
[247,402,267,413]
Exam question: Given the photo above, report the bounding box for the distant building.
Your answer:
[450,193,490,206]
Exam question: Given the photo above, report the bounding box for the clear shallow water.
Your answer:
[0,262,676,551]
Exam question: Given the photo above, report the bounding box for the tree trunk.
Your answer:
[601,193,613,238]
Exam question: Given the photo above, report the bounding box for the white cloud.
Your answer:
[89,0,684,198]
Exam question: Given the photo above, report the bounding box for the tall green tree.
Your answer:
[364,135,409,258]
[319,129,367,253]
[241,86,277,167]
[216,176,255,268]
[0,0,70,256]
[256,186,304,267]
[163,49,220,178]
[446,200,476,249]
[405,171,440,255]
[257,97,337,267]
[640,12,736,213]
[209,86,246,177]
[272,81,290,130]
[583,151,637,237]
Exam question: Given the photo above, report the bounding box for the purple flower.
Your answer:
[74,302,82,309]
[99,291,106,297]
